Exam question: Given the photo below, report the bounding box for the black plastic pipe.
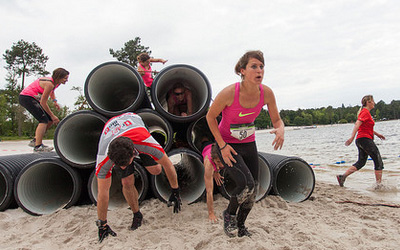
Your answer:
[14,157,82,216]
[87,162,149,209]
[136,108,173,152]
[151,64,211,123]
[84,61,146,117]
[0,152,57,211]
[151,148,205,204]
[217,153,273,202]
[54,110,108,168]
[259,152,315,202]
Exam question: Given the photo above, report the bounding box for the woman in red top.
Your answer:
[337,95,386,187]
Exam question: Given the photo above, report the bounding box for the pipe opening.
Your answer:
[152,149,205,204]
[89,162,148,209]
[137,109,173,151]
[219,154,272,202]
[187,116,219,153]
[152,65,211,122]
[0,172,7,206]
[85,62,144,116]
[55,111,106,167]
[274,160,315,202]
[15,161,78,215]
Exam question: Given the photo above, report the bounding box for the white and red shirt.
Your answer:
[95,112,165,179]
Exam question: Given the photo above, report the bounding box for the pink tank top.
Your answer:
[218,82,264,143]
[20,77,55,97]
[139,64,153,87]
[202,144,217,172]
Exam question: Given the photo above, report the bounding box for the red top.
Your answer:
[357,108,375,140]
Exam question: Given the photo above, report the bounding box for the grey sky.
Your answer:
[1,0,399,111]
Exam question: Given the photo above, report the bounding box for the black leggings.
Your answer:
[354,138,384,170]
[219,142,258,226]
[19,95,52,123]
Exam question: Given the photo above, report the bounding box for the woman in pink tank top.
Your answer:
[206,50,285,237]
[19,68,69,152]
[137,52,168,88]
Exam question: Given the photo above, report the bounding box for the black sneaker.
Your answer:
[223,210,237,238]
[238,226,252,237]
[130,212,143,231]
[336,175,346,187]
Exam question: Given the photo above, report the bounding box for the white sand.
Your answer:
[1,181,399,250]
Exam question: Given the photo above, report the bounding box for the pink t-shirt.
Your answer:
[139,64,153,87]
[218,82,264,143]
[202,144,217,172]
[20,77,55,97]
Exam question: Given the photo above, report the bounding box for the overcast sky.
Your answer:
[1,0,399,111]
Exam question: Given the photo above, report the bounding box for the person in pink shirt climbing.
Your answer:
[19,68,69,152]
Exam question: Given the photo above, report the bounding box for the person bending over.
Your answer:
[95,112,181,243]
[19,68,69,152]
[201,141,224,222]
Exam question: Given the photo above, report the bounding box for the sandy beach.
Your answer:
[1,180,399,249]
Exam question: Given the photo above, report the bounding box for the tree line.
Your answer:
[255,100,400,129]
[0,39,399,138]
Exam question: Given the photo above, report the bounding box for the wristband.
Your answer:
[53,99,57,102]
[220,143,228,150]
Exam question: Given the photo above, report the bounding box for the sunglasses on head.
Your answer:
[174,91,184,96]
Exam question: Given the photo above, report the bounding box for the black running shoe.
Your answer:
[223,210,237,238]
[238,226,252,237]
[130,212,143,231]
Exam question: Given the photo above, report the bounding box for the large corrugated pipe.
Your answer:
[84,61,146,117]
[136,108,173,152]
[14,157,82,216]
[217,153,273,202]
[151,64,211,123]
[151,148,205,204]
[186,115,220,154]
[259,152,315,202]
[54,110,108,168]
[87,162,149,209]
[0,152,57,211]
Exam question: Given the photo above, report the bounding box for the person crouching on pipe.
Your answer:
[201,140,225,222]
[95,112,181,243]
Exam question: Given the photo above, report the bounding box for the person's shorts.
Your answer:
[19,95,52,123]
[113,153,158,179]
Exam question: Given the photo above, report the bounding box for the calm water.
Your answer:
[255,119,400,204]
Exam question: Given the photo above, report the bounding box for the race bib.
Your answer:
[230,122,255,140]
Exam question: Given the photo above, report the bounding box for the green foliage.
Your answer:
[279,100,400,127]
[3,39,49,89]
[109,37,151,68]
[254,108,271,129]
[71,86,91,111]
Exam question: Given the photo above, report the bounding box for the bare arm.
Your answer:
[204,157,218,222]
[345,120,362,146]
[150,58,168,64]
[96,177,112,220]
[186,89,193,115]
[157,153,178,189]
[206,85,237,166]
[40,81,59,124]
[263,85,284,150]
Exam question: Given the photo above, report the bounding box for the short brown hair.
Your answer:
[107,137,136,167]
[52,68,69,82]
[234,50,264,77]
[137,53,151,63]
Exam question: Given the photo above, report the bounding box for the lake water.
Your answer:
[255,119,400,204]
